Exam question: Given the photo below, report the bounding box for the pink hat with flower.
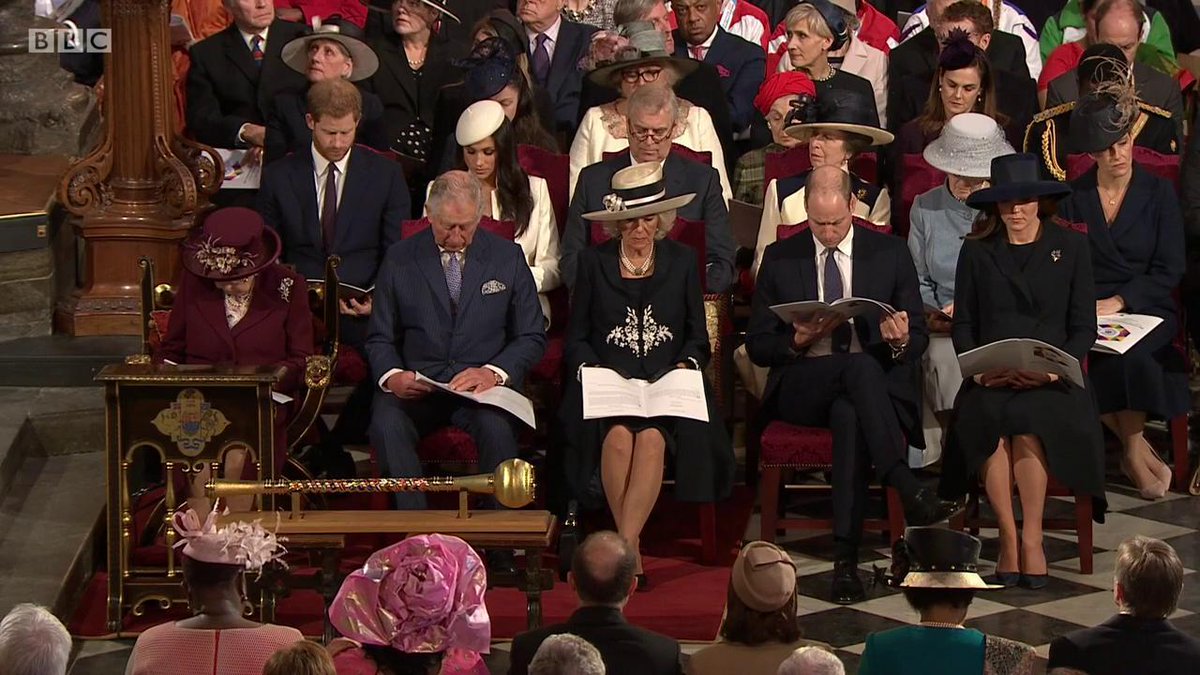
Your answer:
[172,507,288,574]
[329,534,490,658]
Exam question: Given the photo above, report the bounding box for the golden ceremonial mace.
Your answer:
[205,458,537,509]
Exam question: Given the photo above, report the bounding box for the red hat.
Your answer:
[182,207,281,281]
[753,72,817,117]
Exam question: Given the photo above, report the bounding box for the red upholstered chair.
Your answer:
[518,144,570,231]
[763,145,879,185]
[1065,148,1181,184]
[754,218,907,544]
[897,154,946,239]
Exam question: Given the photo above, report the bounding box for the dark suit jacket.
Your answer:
[256,145,409,290]
[365,228,546,388]
[562,152,736,293]
[673,27,766,134]
[886,27,1031,132]
[186,20,309,148]
[1046,61,1185,144]
[745,223,928,431]
[508,606,682,675]
[366,32,463,146]
[1048,614,1200,675]
[157,264,314,393]
[537,18,599,137]
[263,87,389,166]
[578,62,736,169]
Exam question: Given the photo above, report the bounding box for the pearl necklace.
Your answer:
[619,242,654,277]
[918,621,965,629]
[809,64,835,82]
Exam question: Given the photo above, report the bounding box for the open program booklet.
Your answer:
[770,298,895,323]
[957,338,1084,388]
[1095,313,1164,355]
[580,367,709,423]
[413,372,536,429]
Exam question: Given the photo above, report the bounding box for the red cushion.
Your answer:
[149,309,171,352]
[401,217,516,240]
[898,154,946,239]
[518,145,570,233]
[333,344,368,385]
[601,144,714,166]
[1066,150,1181,191]
[760,421,834,467]
[528,335,564,386]
[777,216,891,242]
[415,427,479,464]
[764,145,879,185]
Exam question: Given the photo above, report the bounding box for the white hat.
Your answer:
[922,113,1015,179]
[281,18,379,82]
[455,100,506,147]
[581,162,695,222]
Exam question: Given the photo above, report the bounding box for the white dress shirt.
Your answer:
[312,145,350,214]
[526,15,562,63]
[807,226,862,357]
[238,24,270,52]
[688,25,719,60]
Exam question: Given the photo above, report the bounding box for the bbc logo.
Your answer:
[28,28,112,54]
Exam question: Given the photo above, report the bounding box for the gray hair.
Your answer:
[602,209,676,240]
[626,84,680,128]
[529,634,606,675]
[777,646,845,675]
[427,170,485,223]
[614,0,661,27]
[0,604,72,675]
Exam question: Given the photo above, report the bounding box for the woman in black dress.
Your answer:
[561,162,734,588]
[1058,90,1186,500]
[942,153,1106,590]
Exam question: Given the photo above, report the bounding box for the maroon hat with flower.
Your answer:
[182,207,281,281]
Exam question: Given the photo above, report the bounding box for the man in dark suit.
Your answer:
[366,170,545,513]
[186,0,308,150]
[508,531,682,675]
[887,0,1033,132]
[672,0,766,135]
[1048,536,1200,675]
[746,166,959,605]
[517,0,599,138]
[580,0,736,166]
[561,85,736,293]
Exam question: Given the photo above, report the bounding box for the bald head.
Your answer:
[1096,0,1143,64]
[805,166,853,249]
[571,531,637,606]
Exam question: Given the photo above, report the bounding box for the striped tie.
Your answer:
[250,34,264,66]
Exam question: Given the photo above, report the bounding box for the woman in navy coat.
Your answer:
[1058,92,1187,500]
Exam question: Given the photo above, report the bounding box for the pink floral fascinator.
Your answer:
[172,506,288,576]
[329,534,491,659]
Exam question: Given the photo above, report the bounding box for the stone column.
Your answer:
[56,0,220,335]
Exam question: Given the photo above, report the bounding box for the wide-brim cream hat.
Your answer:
[282,18,379,82]
[581,162,695,222]
[923,113,1014,179]
[456,100,506,147]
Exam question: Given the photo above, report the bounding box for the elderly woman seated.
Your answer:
[732,72,817,207]
[858,527,1036,675]
[155,208,313,512]
[560,162,734,590]
[569,21,730,200]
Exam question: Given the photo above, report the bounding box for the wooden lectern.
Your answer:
[96,363,280,632]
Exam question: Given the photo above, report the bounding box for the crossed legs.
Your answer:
[601,425,666,575]
[983,434,1049,577]
[1101,410,1171,498]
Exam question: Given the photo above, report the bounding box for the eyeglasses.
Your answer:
[621,67,663,84]
[629,125,673,142]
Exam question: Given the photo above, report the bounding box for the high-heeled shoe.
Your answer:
[1145,441,1173,498]
[982,571,1019,588]
[1019,573,1048,590]
[1122,454,1168,500]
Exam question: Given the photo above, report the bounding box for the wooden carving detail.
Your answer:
[173,136,224,197]
[61,132,115,216]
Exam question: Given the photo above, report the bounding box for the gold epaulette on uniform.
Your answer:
[1023,102,1075,152]
[1137,100,1172,119]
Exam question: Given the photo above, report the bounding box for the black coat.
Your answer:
[1024,100,1180,182]
[508,606,682,675]
[538,19,600,138]
[263,86,389,166]
[745,223,928,441]
[941,221,1107,510]
[562,152,736,293]
[365,32,463,146]
[889,68,1035,138]
[1048,614,1200,675]
[185,20,309,148]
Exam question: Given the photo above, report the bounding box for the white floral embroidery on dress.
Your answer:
[605,305,673,357]
[278,277,293,302]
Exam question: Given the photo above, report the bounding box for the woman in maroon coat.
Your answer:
[157,207,314,510]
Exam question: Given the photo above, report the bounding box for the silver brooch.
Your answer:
[602,193,625,212]
[279,277,293,301]
[1051,249,1062,262]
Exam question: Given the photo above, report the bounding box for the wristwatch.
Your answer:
[890,340,909,360]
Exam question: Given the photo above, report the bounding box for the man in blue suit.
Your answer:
[517,0,599,138]
[257,78,409,476]
[672,0,766,135]
[366,171,546,522]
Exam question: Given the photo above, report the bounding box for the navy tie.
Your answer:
[823,248,852,353]
[531,33,550,85]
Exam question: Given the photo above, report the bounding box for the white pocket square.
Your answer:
[482,280,507,295]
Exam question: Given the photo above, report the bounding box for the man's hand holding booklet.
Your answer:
[769,297,896,323]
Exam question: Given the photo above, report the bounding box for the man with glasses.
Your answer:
[560,84,736,293]
[671,0,766,136]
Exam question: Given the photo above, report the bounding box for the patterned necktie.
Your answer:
[445,251,462,307]
[824,247,852,353]
[250,34,264,66]
[690,45,707,61]
[320,163,338,252]
[531,33,550,85]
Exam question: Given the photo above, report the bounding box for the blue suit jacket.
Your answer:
[673,27,765,134]
[256,145,409,290]
[365,228,547,388]
[539,19,599,137]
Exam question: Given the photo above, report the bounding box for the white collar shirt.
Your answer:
[527,15,563,62]
[239,24,270,52]
[808,225,861,356]
[312,145,350,214]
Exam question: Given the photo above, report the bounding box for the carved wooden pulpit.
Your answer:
[96,363,279,632]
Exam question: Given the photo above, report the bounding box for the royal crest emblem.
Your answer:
[151,388,231,457]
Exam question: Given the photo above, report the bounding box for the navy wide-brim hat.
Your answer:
[966,153,1072,208]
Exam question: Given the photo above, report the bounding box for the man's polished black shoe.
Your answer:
[831,560,866,605]
[902,488,963,526]
[486,549,518,577]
